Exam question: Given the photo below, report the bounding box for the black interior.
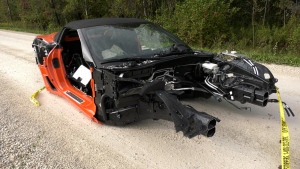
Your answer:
[61,29,92,95]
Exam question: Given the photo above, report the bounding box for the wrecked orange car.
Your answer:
[33,18,280,138]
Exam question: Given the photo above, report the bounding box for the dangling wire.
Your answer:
[223,97,251,111]
[268,99,295,117]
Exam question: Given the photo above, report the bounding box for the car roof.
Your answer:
[65,18,150,30]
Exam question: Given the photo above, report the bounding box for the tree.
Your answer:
[155,0,238,48]
[49,0,60,25]
[6,0,12,21]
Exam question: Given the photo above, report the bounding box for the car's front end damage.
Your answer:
[92,53,222,138]
[91,51,277,138]
[32,18,279,138]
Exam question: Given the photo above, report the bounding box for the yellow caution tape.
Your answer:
[30,86,46,106]
[276,87,290,169]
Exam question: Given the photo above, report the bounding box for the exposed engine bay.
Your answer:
[90,51,277,138]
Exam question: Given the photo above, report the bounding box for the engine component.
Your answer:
[202,62,219,74]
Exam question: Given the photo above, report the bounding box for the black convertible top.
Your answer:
[65,18,150,29]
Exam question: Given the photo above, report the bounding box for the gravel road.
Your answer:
[0,29,299,169]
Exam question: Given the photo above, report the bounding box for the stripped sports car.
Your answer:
[32,18,278,138]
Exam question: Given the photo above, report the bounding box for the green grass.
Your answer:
[243,52,300,66]
[193,47,300,67]
[0,22,59,34]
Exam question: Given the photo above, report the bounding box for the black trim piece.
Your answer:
[65,91,84,104]
[65,18,149,29]
[45,76,56,90]
[52,58,60,68]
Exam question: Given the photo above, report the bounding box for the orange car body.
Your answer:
[36,33,98,122]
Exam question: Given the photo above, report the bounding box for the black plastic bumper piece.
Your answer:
[155,90,219,138]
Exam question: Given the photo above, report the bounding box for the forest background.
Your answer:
[1,0,300,66]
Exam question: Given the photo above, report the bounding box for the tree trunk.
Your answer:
[85,0,88,18]
[49,0,60,25]
[283,0,286,27]
[252,1,256,49]
[6,0,12,22]
[143,0,147,18]
[263,0,268,26]
[284,8,286,27]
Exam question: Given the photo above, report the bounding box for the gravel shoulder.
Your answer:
[0,29,299,169]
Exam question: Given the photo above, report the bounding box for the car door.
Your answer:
[38,28,97,120]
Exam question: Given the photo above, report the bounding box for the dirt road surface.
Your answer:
[0,29,299,169]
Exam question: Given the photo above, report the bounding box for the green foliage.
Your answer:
[63,0,86,21]
[246,52,300,66]
[155,0,238,49]
[0,0,299,66]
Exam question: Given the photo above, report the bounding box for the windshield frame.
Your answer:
[80,22,190,68]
